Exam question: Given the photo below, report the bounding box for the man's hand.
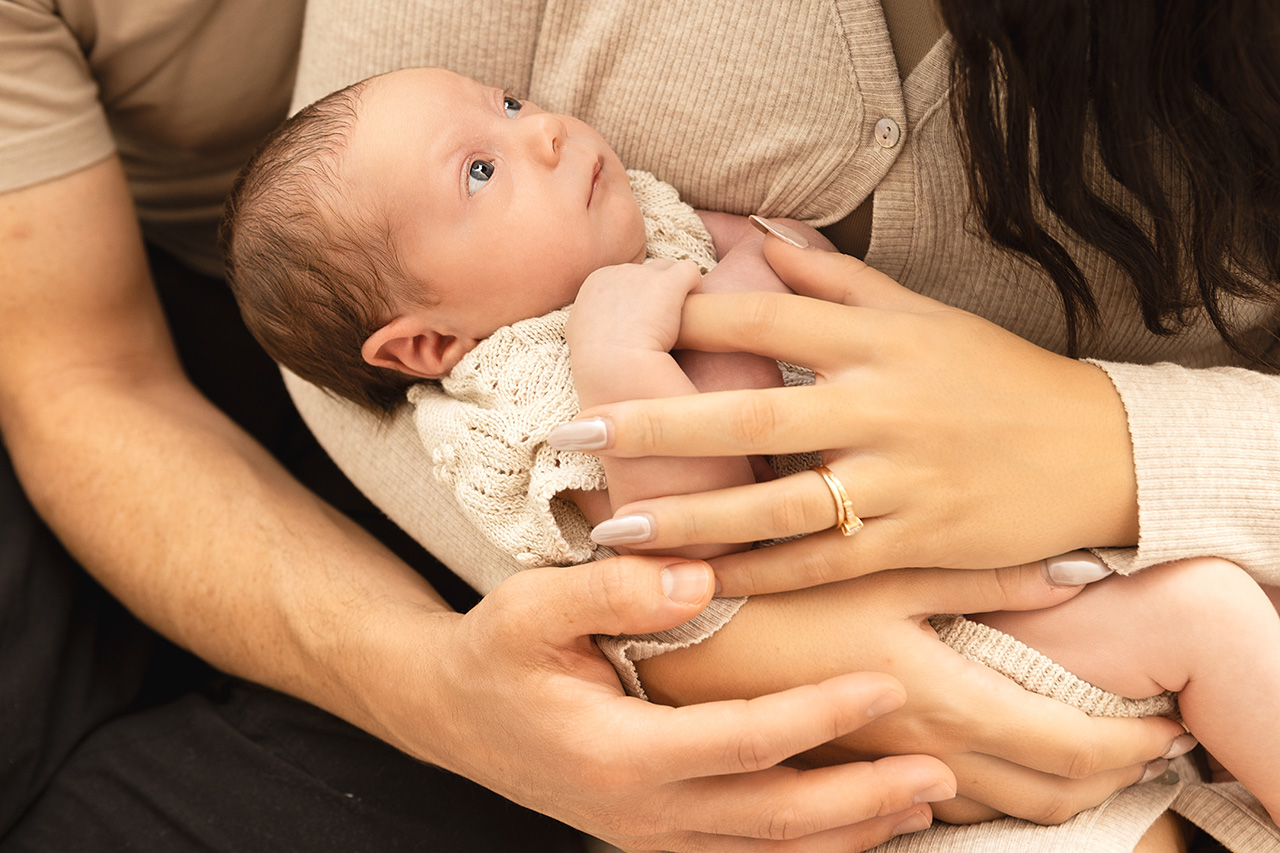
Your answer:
[375,555,957,852]
[637,562,1191,826]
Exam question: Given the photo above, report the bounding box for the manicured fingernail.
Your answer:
[749,215,809,249]
[891,810,931,837]
[661,561,712,603]
[1043,550,1113,586]
[913,782,955,805]
[592,514,654,546]
[547,417,610,451]
[1162,733,1198,759]
[1139,759,1170,784]
[866,691,906,719]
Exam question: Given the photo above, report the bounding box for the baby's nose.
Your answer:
[526,113,565,164]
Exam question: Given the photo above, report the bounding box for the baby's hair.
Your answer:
[221,75,420,415]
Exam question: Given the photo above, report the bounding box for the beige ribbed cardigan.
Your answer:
[284,2,1280,850]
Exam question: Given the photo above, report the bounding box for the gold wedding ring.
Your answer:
[812,464,863,536]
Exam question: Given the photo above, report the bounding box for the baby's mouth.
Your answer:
[587,157,602,207]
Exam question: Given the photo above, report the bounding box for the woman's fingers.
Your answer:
[900,632,1190,778]
[554,384,872,459]
[676,291,877,372]
[594,458,887,542]
[672,755,950,841]
[756,224,947,313]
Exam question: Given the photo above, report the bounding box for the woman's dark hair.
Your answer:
[938,0,1280,356]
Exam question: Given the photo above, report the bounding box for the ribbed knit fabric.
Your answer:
[284,3,1280,850]
[931,615,1178,718]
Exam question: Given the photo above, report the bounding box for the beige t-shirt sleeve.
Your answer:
[0,0,115,193]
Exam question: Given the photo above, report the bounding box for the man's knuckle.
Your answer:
[589,561,635,625]
[1064,739,1100,779]
[759,805,809,841]
[1033,791,1080,826]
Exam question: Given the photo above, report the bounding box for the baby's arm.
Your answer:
[976,558,1280,824]
[566,259,756,559]
[567,215,832,557]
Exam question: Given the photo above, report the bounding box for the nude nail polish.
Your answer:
[547,417,609,451]
[1043,550,1113,586]
[1162,732,1198,759]
[592,514,654,546]
[1139,759,1170,784]
[749,215,809,249]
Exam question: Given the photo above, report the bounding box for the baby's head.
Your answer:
[223,67,647,414]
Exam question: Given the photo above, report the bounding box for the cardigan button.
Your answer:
[874,117,902,148]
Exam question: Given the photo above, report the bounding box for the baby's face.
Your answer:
[345,68,648,341]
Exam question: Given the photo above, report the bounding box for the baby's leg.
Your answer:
[975,557,1280,823]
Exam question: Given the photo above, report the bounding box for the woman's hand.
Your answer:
[382,554,956,852]
[550,223,1140,595]
[635,562,1192,826]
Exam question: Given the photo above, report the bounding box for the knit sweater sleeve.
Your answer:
[410,308,607,568]
[1090,360,1280,585]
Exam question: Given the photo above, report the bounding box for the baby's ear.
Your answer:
[362,316,475,379]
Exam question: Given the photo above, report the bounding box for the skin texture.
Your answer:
[636,562,1189,825]
[571,233,1141,590]
[354,68,648,379]
[0,156,967,852]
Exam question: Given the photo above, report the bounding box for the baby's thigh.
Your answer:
[975,557,1267,698]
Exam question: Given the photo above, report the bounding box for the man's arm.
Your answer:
[0,158,956,852]
[0,156,450,735]
[634,563,1189,826]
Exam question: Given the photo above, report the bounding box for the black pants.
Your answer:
[0,247,585,852]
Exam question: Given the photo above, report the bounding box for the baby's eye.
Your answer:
[503,95,523,118]
[467,159,495,195]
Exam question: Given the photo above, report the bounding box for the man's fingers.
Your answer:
[631,673,914,782]
[671,755,951,841]
[941,751,1173,825]
[487,557,716,646]
[652,806,931,853]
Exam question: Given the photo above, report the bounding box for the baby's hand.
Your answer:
[566,259,701,357]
